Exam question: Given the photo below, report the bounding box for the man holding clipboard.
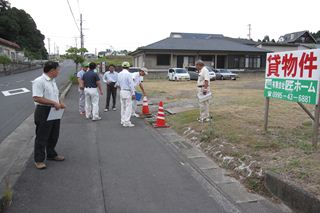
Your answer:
[32,61,66,169]
[195,60,212,123]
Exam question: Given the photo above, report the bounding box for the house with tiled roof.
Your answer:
[0,37,21,61]
[256,30,318,53]
[130,32,269,72]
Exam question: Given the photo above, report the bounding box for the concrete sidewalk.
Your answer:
[5,85,289,213]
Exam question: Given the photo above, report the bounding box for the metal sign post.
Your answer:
[313,101,320,147]
[264,97,270,132]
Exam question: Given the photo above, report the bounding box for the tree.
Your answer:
[0,55,12,75]
[262,35,270,42]
[0,6,48,59]
[65,47,88,73]
[312,30,320,41]
[0,0,10,12]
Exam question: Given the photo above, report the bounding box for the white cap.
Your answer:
[140,67,148,75]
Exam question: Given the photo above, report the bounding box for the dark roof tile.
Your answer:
[140,37,267,53]
[0,37,20,49]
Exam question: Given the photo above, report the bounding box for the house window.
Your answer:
[239,57,245,68]
[156,54,170,66]
[245,56,261,68]
[188,56,195,66]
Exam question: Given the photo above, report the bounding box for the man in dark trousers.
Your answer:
[103,64,118,111]
[32,61,66,169]
[80,62,103,120]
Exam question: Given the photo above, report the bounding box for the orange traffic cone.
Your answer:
[154,101,169,128]
[142,96,151,116]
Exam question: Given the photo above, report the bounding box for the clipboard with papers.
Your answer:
[197,92,212,103]
[47,107,65,121]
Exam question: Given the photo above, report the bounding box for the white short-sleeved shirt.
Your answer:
[131,72,142,87]
[32,73,59,105]
[197,67,210,87]
[116,69,135,95]
[77,69,85,79]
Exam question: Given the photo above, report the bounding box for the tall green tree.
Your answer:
[65,47,88,73]
[0,3,48,59]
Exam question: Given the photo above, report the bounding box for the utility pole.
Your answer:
[80,13,84,56]
[54,42,56,56]
[47,38,51,55]
[247,24,251,40]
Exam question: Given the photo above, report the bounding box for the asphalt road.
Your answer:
[0,60,76,144]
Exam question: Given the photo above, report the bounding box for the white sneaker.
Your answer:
[112,108,117,111]
[123,123,135,127]
[104,108,109,112]
[203,118,211,122]
[132,113,140,118]
[92,117,102,121]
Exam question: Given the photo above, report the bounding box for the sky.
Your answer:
[8,0,320,55]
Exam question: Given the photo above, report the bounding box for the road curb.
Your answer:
[0,81,73,213]
[60,81,73,101]
[265,171,320,213]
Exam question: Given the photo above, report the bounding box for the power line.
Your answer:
[66,0,80,32]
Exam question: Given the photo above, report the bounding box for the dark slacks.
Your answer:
[34,105,60,162]
[106,82,117,109]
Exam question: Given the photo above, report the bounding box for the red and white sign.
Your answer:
[266,49,320,81]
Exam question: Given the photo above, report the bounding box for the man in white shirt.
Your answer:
[103,64,118,111]
[116,61,135,127]
[77,62,89,115]
[195,60,211,122]
[131,67,148,117]
[32,61,66,169]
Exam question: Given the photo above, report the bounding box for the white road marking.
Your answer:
[16,80,25,83]
[0,83,9,87]
[2,88,30,96]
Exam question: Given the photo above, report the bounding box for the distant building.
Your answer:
[85,53,97,59]
[257,30,319,52]
[0,37,22,61]
[130,32,268,73]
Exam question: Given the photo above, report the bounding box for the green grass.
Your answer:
[69,74,78,85]
[2,178,13,209]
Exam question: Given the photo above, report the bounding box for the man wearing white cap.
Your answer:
[131,67,148,117]
[116,61,135,127]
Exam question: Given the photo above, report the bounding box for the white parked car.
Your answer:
[168,68,190,81]
[206,66,216,81]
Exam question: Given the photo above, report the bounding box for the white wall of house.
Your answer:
[0,44,18,61]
